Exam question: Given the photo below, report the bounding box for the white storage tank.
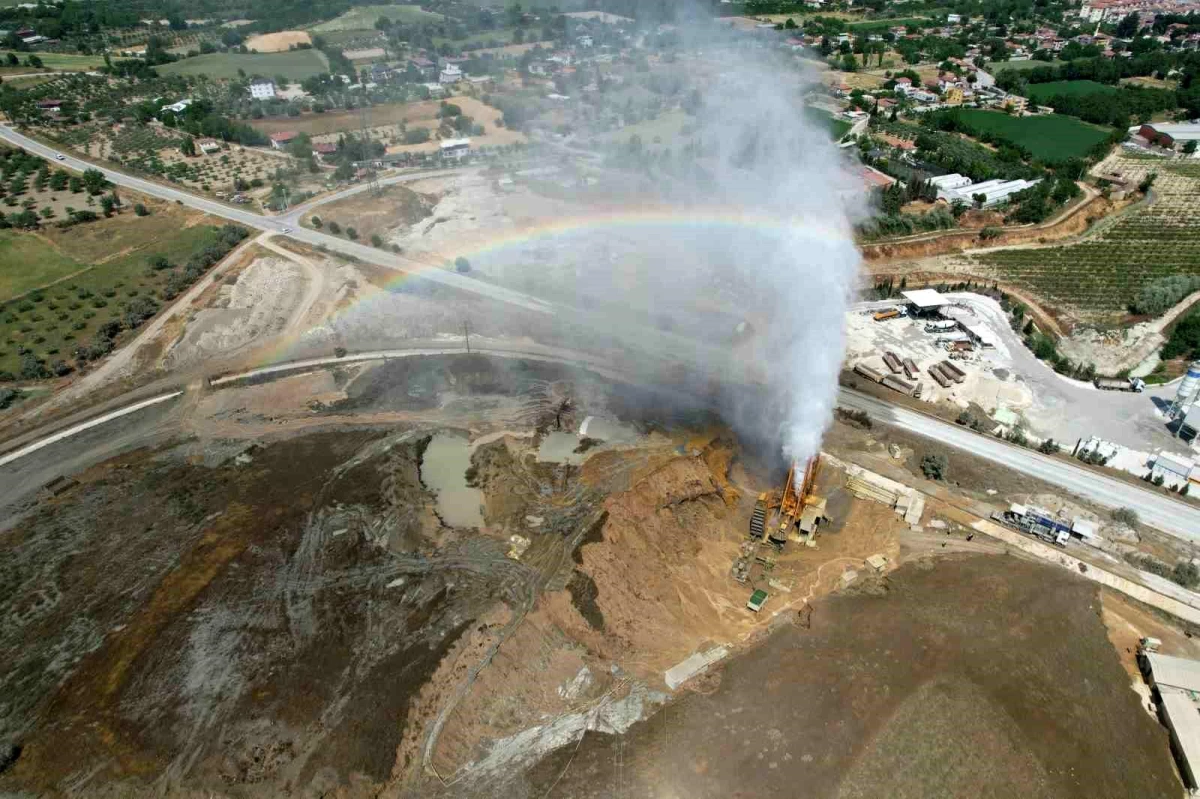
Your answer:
[1177,361,1200,409]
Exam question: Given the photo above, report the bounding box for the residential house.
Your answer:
[439,63,464,84]
[269,131,300,150]
[197,138,222,154]
[943,86,964,105]
[409,57,436,79]
[160,99,192,115]
[312,142,337,163]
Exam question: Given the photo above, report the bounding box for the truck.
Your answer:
[1094,376,1145,393]
[873,308,901,322]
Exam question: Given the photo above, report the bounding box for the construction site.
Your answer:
[2,74,1199,799]
[2,343,1197,798]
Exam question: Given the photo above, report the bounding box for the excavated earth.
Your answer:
[0,355,1186,798]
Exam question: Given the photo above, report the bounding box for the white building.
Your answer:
[1151,451,1194,488]
[1142,652,1200,790]
[248,79,276,100]
[439,63,463,84]
[932,174,1041,208]
[439,137,471,159]
[159,99,192,115]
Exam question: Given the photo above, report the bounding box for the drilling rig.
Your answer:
[749,455,827,548]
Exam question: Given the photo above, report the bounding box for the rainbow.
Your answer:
[254,206,855,366]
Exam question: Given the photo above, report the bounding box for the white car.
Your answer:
[281,226,292,234]
[54,153,65,161]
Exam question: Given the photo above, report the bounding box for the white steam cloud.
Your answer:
[481,15,865,464]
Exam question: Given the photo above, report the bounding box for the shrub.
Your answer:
[455,256,471,273]
[311,215,322,228]
[920,453,948,481]
[346,227,358,240]
[327,221,341,234]
[134,203,149,216]
[1112,507,1139,527]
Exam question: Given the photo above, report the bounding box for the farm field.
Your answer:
[991,58,1060,73]
[1022,80,1118,103]
[158,50,329,80]
[956,109,1110,161]
[0,232,85,300]
[311,4,442,32]
[0,201,241,378]
[971,153,1200,317]
[244,30,312,53]
[0,51,105,70]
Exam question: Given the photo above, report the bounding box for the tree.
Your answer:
[920,453,948,480]
[370,234,383,247]
[148,254,171,271]
[1139,172,1157,194]
[134,203,148,216]
[1185,140,1198,155]
[345,226,358,240]
[99,195,116,217]
[82,168,107,196]
[972,192,987,209]
[311,215,322,228]
[455,256,471,273]
[26,55,42,69]
[1112,507,1139,527]
[180,136,196,157]
[327,221,341,234]
[68,176,82,193]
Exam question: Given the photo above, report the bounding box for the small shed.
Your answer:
[747,589,768,612]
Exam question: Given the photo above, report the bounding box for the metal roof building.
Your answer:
[901,289,951,311]
[1144,652,1200,789]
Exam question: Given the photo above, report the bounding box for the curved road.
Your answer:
[0,125,553,315]
[3,125,1199,540]
[6,343,1200,541]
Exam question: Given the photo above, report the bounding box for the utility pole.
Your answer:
[463,319,471,353]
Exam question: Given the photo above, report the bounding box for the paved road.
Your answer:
[837,388,1200,541]
[4,125,1198,540]
[0,125,554,315]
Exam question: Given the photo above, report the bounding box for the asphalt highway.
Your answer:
[2,126,1198,541]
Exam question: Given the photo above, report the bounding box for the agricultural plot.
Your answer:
[955,110,1111,161]
[311,4,443,32]
[157,50,329,80]
[1022,80,1118,103]
[972,154,1200,318]
[0,51,105,71]
[0,202,243,379]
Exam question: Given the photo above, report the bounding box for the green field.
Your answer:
[0,213,231,378]
[0,51,106,70]
[0,232,86,300]
[847,16,927,31]
[158,49,329,80]
[956,110,1111,161]
[806,107,852,139]
[975,158,1200,315]
[312,4,443,32]
[992,59,1058,73]
[1022,80,1118,103]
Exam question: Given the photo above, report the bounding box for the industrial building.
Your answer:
[929,173,1042,208]
[1136,122,1200,152]
[1170,362,1200,439]
[1142,652,1200,790]
[1151,451,1195,489]
[900,288,951,317]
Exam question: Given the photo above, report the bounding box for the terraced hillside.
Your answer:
[971,153,1200,319]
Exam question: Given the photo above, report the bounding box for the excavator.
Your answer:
[749,456,827,548]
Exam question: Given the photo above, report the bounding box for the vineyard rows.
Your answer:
[971,155,1200,318]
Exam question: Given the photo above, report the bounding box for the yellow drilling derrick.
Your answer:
[753,455,825,547]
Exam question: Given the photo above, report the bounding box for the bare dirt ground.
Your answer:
[245,30,312,52]
[1,354,1194,798]
[521,554,1182,799]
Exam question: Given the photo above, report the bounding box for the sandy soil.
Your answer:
[245,30,312,53]
[521,554,1182,799]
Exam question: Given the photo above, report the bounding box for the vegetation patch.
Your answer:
[158,49,330,80]
[951,110,1112,162]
